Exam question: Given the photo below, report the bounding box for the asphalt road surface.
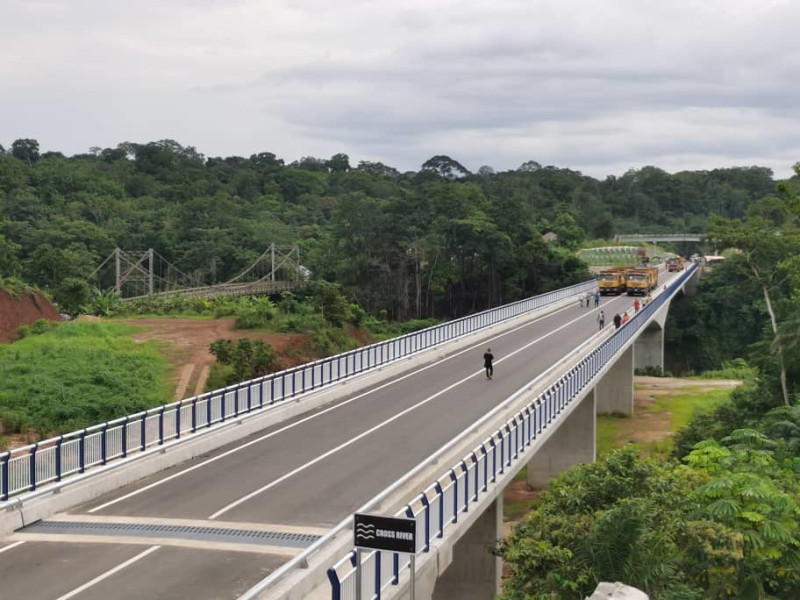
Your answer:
[0,291,645,600]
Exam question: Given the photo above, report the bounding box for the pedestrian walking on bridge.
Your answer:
[597,310,605,330]
[483,348,494,380]
[613,313,622,329]
[594,291,600,307]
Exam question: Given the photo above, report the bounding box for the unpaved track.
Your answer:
[121,318,307,398]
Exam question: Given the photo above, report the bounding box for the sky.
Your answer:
[2,0,800,178]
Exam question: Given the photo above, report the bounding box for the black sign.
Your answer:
[354,513,416,554]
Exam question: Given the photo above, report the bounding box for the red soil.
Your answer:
[0,290,60,342]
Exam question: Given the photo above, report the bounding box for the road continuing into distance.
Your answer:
[0,290,650,600]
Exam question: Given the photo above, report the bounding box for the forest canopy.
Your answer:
[0,138,781,319]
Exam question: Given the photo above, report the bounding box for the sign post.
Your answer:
[354,513,417,600]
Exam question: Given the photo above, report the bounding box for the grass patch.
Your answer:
[598,384,736,460]
[643,387,732,432]
[0,321,172,440]
[596,413,630,456]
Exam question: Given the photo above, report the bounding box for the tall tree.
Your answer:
[707,180,800,406]
[10,138,40,165]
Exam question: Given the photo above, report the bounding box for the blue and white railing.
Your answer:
[325,265,696,600]
[0,279,597,503]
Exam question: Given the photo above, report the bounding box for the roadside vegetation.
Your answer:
[500,177,800,599]
[3,139,800,595]
[0,321,170,448]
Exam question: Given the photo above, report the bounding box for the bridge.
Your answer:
[91,244,307,300]
[0,265,699,599]
[615,233,705,243]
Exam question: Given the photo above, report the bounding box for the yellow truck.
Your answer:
[597,268,627,296]
[625,267,658,296]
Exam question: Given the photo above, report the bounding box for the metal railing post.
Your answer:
[101,425,108,464]
[1,453,8,500]
[55,438,63,480]
[29,444,38,491]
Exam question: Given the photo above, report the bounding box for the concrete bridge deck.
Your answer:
[0,283,669,600]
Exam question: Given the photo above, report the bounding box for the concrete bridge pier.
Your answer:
[595,346,634,416]
[682,269,699,297]
[430,496,503,600]
[527,390,596,489]
[633,322,664,372]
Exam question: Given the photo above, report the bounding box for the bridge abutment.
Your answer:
[527,390,596,489]
[595,346,634,415]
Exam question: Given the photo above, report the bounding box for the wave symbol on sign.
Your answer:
[356,524,376,540]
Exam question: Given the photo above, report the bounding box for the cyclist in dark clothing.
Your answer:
[483,348,494,379]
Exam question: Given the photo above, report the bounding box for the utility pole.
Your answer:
[271,243,275,282]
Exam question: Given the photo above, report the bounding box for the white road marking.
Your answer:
[0,540,25,554]
[54,545,160,600]
[208,309,590,519]
[89,302,579,513]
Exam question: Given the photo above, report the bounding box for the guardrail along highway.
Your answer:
[0,275,678,600]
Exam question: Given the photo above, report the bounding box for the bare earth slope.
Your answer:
[120,318,311,399]
[0,289,60,342]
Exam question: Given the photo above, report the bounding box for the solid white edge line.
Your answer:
[89,302,576,513]
[207,308,592,519]
[54,545,161,600]
[0,540,25,554]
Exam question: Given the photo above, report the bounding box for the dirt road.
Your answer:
[122,318,309,399]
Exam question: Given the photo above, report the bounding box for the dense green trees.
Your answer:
[501,168,800,599]
[500,429,800,599]
[0,138,781,320]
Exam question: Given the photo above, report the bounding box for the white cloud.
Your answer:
[1,0,799,177]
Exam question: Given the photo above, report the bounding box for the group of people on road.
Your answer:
[484,286,659,379]
[595,292,656,331]
[579,291,600,308]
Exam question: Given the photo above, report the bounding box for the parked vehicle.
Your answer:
[666,256,684,272]
[626,267,658,295]
[598,268,627,296]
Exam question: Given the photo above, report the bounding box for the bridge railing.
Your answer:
[0,279,598,503]
[325,264,697,599]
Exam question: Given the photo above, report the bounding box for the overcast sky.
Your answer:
[2,0,799,178]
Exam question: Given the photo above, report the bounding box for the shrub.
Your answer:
[205,363,235,391]
[697,358,755,381]
[635,365,673,377]
[208,338,279,386]
[233,298,277,329]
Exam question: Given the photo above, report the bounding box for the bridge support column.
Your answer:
[634,323,664,371]
[431,496,503,600]
[527,391,596,489]
[683,269,698,297]
[595,345,634,416]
